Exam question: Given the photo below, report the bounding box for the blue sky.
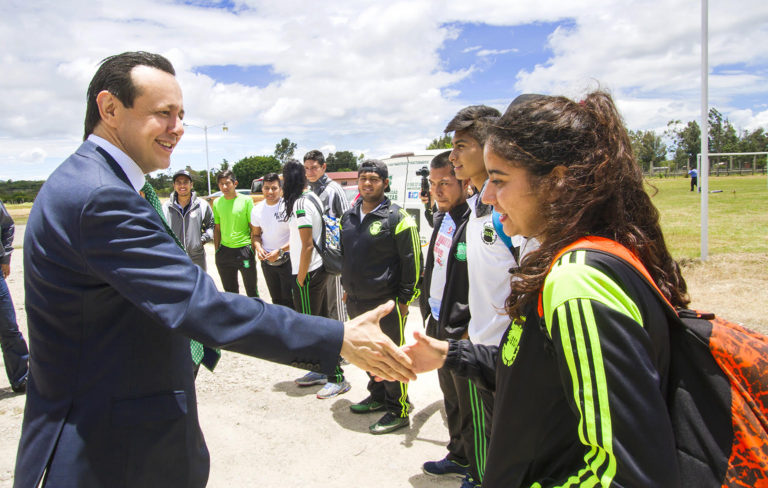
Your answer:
[1,0,767,181]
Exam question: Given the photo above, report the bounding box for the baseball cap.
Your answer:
[173,169,192,182]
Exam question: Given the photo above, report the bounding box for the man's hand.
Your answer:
[341,301,416,383]
[256,247,269,261]
[265,250,280,262]
[401,330,449,374]
[1,263,9,279]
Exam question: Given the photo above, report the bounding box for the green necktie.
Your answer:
[140,181,220,370]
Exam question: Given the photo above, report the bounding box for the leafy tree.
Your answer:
[326,151,358,172]
[708,108,739,154]
[427,134,452,150]
[629,130,667,172]
[666,120,701,169]
[739,127,768,153]
[274,138,297,164]
[232,155,281,188]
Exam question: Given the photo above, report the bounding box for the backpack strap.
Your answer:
[304,192,327,252]
[537,236,673,318]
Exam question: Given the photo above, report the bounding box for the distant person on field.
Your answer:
[688,167,698,192]
[304,149,350,321]
[213,170,258,297]
[283,159,350,399]
[342,160,422,435]
[251,172,292,308]
[0,199,29,393]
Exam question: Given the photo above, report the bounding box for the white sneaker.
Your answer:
[316,380,351,399]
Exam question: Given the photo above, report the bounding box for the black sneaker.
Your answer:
[11,377,27,394]
[422,455,469,478]
[369,412,409,435]
[349,396,385,414]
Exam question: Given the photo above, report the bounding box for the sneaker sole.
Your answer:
[369,420,409,435]
[316,384,351,399]
[421,467,467,479]
[295,379,328,387]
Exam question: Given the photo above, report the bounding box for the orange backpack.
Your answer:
[539,237,768,487]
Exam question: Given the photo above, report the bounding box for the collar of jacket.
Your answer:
[353,196,391,218]
[171,191,199,208]
[309,174,330,194]
[447,200,471,223]
[474,179,492,217]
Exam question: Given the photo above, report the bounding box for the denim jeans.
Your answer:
[0,275,29,388]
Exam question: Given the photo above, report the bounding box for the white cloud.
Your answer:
[19,148,47,163]
[1,0,767,179]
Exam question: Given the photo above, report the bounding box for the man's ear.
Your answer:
[96,90,121,129]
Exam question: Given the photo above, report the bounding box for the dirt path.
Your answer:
[1,226,766,486]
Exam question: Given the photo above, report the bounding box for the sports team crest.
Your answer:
[482,222,497,245]
[369,220,383,236]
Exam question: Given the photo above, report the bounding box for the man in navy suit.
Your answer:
[14,51,414,488]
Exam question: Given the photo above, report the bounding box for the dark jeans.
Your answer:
[691,176,698,191]
[215,245,258,297]
[261,255,293,308]
[347,296,411,417]
[0,275,29,388]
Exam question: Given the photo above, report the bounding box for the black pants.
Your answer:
[0,275,29,388]
[691,176,698,191]
[292,267,344,383]
[215,245,258,297]
[428,317,473,468]
[261,255,293,308]
[347,296,411,418]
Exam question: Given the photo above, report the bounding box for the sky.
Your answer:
[1,0,767,181]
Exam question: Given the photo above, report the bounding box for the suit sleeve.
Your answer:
[540,259,679,487]
[394,209,421,304]
[79,185,344,375]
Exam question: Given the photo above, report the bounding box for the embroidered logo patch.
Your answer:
[482,222,497,245]
[501,318,524,367]
[455,242,467,261]
[369,221,383,236]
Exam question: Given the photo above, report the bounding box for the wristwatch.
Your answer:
[278,249,285,258]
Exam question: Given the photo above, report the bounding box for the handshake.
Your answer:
[341,301,448,382]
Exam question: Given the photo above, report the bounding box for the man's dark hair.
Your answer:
[429,150,454,175]
[444,105,501,147]
[84,51,175,140]
[303,150,325,165]
[216,169,236,184]
[263,172,282,188]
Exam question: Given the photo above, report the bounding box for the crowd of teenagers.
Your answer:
[11,50,742,488]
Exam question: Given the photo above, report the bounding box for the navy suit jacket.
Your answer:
[15,141,344,488]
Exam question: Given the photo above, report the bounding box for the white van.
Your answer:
[379,149,448,249]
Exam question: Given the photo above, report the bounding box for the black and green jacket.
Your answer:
[445,248,679,487]
[339,197,421,304]
[419,201,471,340]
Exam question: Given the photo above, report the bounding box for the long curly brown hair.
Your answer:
[488,91,689,320]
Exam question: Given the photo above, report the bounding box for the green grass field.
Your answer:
[648,175,768,259]
[6,175,767,258]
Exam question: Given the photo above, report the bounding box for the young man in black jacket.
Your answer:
[418,152,474,482]
[341,160,422,435]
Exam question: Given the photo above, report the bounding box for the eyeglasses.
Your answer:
[358,175,383,184]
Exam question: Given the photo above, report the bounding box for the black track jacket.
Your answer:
[339,197,421,303]
[419,202,471,340]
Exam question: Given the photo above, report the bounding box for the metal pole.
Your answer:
[700,0,709,260]
[204,125,211,196]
